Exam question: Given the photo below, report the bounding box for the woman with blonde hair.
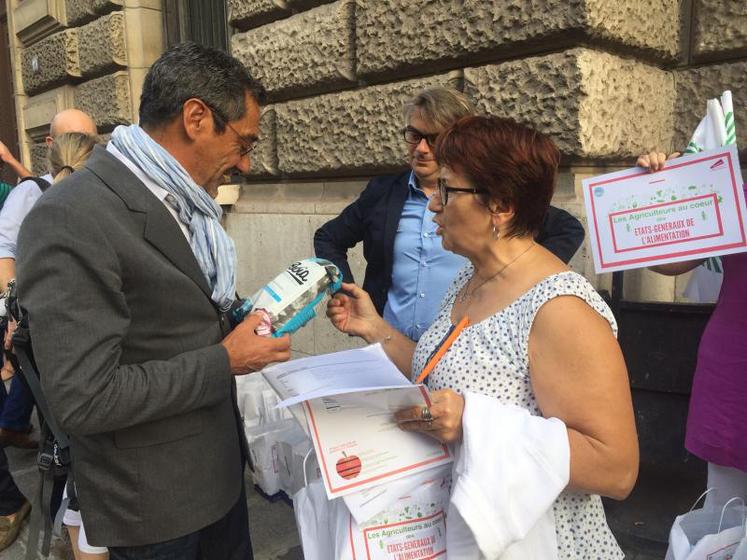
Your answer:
[48,132,97,185]
[46,131,108,559]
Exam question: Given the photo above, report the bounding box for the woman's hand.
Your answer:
[637,150,681,172]
[1,318,17,381]
[637,151,704,275]
[4,318,16,351]
[395,389,465,444]
[326,282,383,341]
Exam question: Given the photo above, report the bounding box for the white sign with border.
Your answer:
[582,145,747,273]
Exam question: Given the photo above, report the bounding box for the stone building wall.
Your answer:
[226,0,747,356]
[4,1,746,356]
[6,0,163,173]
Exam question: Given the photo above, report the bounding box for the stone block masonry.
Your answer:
[73,71,132,130]
[228,0,334,30]
[78,12,127,78]
[21,30,80,95]
[223,0,746,319]
[275,73,457,175]
[674,60,747,153]
[466,49,676,160]
[691,0,747,61]
[232,0,355,101]
[355,0,678,81]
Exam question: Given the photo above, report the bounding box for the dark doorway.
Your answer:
[0,3,21,185]
[163,0,229,51]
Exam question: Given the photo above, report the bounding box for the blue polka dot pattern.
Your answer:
[412,265,625,559]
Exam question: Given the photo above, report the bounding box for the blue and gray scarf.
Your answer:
[111,124,236,311]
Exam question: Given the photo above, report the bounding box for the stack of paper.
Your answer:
[262,344,453,519]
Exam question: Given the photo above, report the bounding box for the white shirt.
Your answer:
[106,143,190,241]
[0,173,52,259]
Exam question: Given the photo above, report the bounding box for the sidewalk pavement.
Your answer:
[3,440,303,560]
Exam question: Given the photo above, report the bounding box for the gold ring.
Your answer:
[421,406,433,422]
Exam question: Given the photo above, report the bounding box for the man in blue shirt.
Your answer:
[315,87,585,340]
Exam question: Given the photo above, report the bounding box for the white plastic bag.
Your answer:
[293,451,333,560]
[733,518,747,560]
[666,493,747,560]
[246,419,307,496]
[278,432,313,497]
[683,258,723,304]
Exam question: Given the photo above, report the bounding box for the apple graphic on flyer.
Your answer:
[336,452,362,480]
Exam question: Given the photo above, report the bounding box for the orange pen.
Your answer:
[415,315,470,384]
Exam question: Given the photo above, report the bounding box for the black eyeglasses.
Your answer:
[402,126,440,148]
[437,178,486,205]
[205,103,259,158]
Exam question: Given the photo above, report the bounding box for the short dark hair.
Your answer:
[139,41,266,132]
[436,115,559,237]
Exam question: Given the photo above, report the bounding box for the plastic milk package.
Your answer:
[232,258,342,337]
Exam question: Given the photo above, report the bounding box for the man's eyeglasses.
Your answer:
[437,178,486,205]
[402,126,440,148]
[207,104,258,158]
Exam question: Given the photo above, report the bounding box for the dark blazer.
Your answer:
[16,147,243,547]
[315,171,586,314]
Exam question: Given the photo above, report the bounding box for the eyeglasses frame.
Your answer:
[402,126,440,148]
[437,178,487,205]
[201,101,258,158]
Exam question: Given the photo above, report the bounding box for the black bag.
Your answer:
[19,176,51,193]
[6,280,73,559]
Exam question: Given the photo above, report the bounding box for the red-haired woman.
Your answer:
[327,115,638,558]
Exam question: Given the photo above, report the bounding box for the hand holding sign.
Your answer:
[583,146,747,274]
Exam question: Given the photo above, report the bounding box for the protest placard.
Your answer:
[583,145,747,273]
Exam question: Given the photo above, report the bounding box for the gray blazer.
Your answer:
[16,147,244,547]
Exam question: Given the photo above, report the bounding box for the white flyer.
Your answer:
[262,344,412,408]
[304,386,451,500]
[343,463,451,525]
[582,145,747,273]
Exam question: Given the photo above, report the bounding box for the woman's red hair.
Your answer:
[436,115,560,237]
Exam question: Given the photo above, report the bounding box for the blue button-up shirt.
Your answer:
[383,172,467,341]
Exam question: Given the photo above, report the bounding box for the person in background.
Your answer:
[327,115,638,558]
[0,110,97,450]
[639,150,747,509]
[34,131,106,560]
[314,87,585,341]
[0,444,29,551]
[17,42,290,559]
[0,139,33,555]
[0,140,32,182]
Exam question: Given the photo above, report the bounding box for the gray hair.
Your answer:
[402,87,475,129]
[139,41,266,133]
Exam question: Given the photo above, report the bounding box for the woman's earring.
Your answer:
[492,225,499,240]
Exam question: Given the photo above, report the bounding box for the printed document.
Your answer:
[262,345,452,499]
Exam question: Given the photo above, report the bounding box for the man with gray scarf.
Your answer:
[16,42,290,559]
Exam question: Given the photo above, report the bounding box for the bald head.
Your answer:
[47,109,97,145]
